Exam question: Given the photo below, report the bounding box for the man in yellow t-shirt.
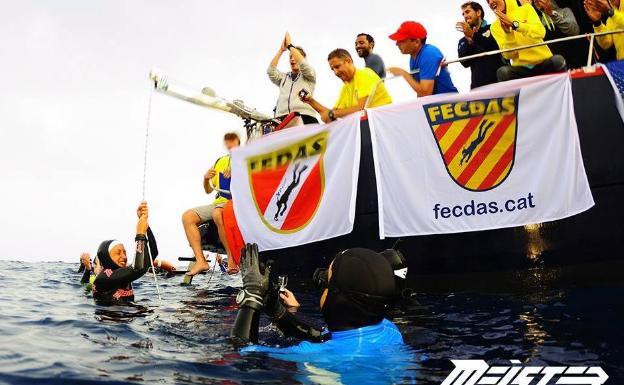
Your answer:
[586,0,624,60]
[302,48,392,123]
[182,132,240,276]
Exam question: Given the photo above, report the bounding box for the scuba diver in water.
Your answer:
[230,243,405,352]
[90,201,154,305]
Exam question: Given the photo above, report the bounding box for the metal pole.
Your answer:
[586,34,596,71]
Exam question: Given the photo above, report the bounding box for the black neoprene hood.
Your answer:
[322,248,396,331]
[96,240,119,271]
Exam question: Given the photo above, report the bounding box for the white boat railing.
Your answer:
[150,29,624,119]
[365,29,624,108]
[444,28,624,69]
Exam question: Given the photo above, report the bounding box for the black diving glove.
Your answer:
[264,282,287,320]
[236,243,271,311]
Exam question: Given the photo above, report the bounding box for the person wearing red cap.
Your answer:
[387,21,458,97]
[300,48,392,123]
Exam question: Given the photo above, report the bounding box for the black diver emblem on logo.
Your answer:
[460,120,494,166]
[274,163,308,221]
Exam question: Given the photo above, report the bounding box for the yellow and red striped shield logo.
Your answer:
[424,94,519,191]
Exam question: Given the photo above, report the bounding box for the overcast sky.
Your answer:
[0,0,496,263]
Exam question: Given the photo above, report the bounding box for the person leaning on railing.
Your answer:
[585,0,624,60]
[387,21,459,96]
[300,49,392,123]
[487,0,567,81]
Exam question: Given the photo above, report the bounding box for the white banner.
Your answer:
[231,114,361,251]
[368,73,594,238]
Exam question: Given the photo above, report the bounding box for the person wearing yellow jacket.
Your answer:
[585,0,624,60]
[487,0,567,81]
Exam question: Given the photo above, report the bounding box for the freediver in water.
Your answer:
[460,119,494,166]
[229,244,418,384]
[79,243,174,293]
[89,201,154,305]
[78,252,101,292]
[274,163,308,221]
[231,243,405,352]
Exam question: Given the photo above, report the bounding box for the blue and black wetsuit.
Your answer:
[245,320,416,384]
[231,248,404,344]
[242,317,402,354]
[230,296,328,346]
[231,248,417,384]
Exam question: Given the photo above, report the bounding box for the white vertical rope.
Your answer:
[142,88,153,202]
[141,84,162,304]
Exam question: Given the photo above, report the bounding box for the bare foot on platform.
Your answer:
[186,260,209,276]
[226,261,239,275]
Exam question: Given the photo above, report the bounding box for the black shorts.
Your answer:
[277,114,319,125]
[300,114,320,125]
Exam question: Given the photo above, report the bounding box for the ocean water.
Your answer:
[0,260,622,384]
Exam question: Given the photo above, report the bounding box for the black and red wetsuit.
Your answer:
[92,234,150,305]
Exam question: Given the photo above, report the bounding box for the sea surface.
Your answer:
[0,260,622,384]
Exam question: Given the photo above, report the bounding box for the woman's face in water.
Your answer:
[319,261,334,309]
[109,244,128,267]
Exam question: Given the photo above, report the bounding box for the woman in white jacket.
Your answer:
[267,32,319,125]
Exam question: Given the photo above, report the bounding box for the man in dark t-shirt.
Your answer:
[457,1,507,88]
[532,0,587,69]
[355,33,386,78]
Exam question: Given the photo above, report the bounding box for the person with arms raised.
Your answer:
[267,32,319,125]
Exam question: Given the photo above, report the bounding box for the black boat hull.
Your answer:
[261,71,624,291]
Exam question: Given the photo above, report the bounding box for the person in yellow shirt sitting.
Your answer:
[487,0,567,81]
[585,0,624,60]
[301,49,392,123]
[182,132,240,276]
